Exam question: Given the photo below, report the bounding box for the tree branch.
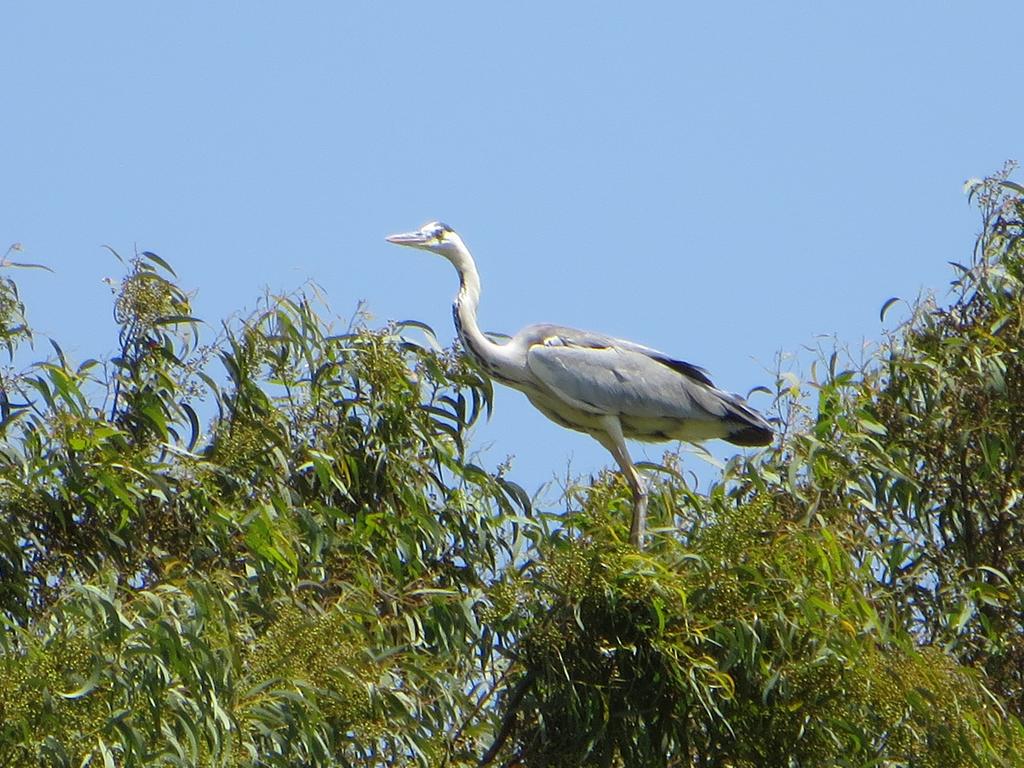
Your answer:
[480,670,535,766]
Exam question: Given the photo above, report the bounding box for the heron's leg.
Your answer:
[596,417,648,550]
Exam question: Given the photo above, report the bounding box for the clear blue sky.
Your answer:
[5,3,1023,501]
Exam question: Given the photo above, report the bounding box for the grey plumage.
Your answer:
[386,221,772,549]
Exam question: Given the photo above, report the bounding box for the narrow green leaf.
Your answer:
[879,296,900,323]
[141,250,177,276]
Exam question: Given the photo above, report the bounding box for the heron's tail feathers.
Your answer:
[726,422,773,447]
[721,394,774,447]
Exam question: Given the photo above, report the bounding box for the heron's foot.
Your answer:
[629,491,648,550]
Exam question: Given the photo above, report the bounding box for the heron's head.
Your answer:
[385,221,464,260]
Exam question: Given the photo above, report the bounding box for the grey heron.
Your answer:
[386,221,772,549]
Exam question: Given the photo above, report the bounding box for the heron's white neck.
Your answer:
[447,240,520,381]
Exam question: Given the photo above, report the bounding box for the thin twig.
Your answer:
[442,666,513,767]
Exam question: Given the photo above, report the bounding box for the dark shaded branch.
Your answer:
[480,670,535,767]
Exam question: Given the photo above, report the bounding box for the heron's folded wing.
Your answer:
[521,323,715,386]
[525,340,727,421]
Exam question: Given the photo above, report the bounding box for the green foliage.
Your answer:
[802,167,1024,715]
[3,174,1024,766]
[489,487,1020,766]
[0,252,527,766]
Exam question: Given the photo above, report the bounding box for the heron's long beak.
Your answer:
[385,230,431,246]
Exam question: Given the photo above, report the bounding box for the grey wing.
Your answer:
[523,333,729,422]
[514,326,772,445]
[520,324,716,386]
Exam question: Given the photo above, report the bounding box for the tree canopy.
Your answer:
[2,171,1024,766]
